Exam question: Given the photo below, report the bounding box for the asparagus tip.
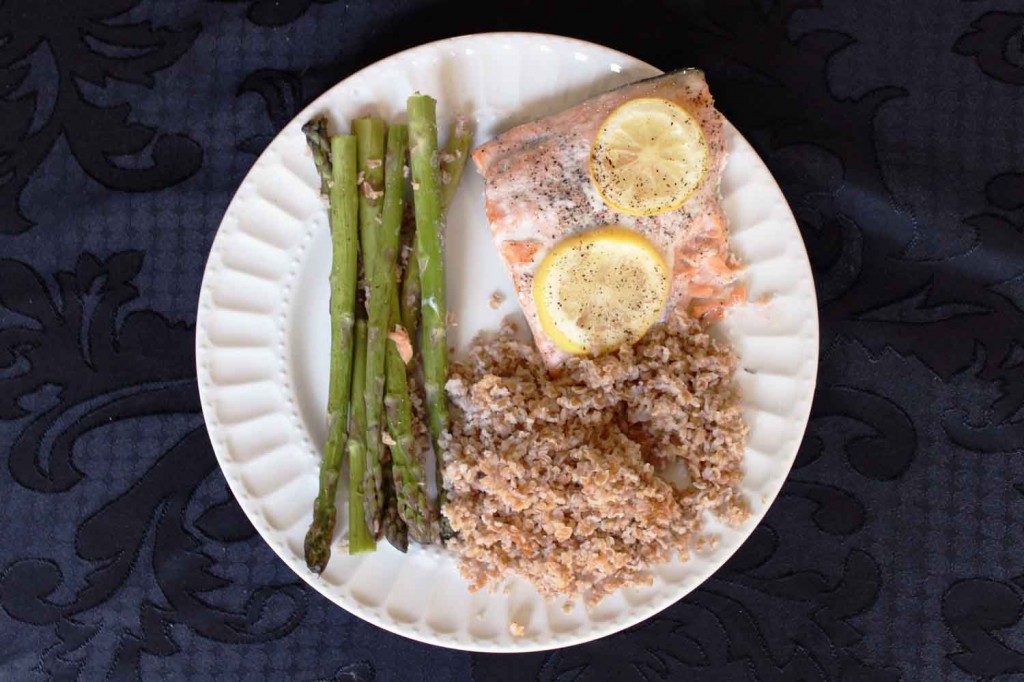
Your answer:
[304,511,336,574]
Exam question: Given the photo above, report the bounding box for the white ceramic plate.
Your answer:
[195,33,818,652]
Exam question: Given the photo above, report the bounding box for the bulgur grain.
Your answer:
[441,314,749,606]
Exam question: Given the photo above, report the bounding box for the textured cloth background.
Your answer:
[1,1,1023,680]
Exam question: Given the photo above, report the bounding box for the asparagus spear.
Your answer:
[399,118,472,338]
[353,117,387,537]
[365,124,411,550]
[440,117,472,208]
[347,320,374,554]
[362,124,434,540]
[326,133,361,452]
[385,286,437,543]
[408,94,451,507]
[301,121,360,573]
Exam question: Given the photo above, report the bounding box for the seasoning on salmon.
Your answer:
[472,69,742,368]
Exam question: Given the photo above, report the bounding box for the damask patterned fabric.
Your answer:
[1,1,1022,680]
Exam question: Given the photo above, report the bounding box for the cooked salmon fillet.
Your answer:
[472,69,741,368]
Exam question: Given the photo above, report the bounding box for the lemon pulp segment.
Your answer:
[533,226,670,355]
[590,97,709,216]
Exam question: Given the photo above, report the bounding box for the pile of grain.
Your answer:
[441,314,748,605]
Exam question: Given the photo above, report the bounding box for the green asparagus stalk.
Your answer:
[364,124,410,550]
[353,117,387,538]
[326,133,361,456]
[385,286,437,543]
[354,118,387,280]
[399,222,420,343]
[382,125,437,542]
[408,94,450,506]
[441,117,472,208]
[399,118,472,338]
[301,121,360,573]
[347,320,374,554]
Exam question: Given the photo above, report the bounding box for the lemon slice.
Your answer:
[533,226,670,355]
[590,97,709,216]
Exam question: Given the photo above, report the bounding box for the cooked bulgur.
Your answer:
[441,314,749,606]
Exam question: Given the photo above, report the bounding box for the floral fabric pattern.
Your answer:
[1,1,1021,679]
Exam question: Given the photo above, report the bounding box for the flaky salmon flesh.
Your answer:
[472,69,742,368]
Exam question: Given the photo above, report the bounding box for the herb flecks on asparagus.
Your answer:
[347,320,375,554]
[400,118,472,338]
[408,94,451,515]
[386,286,438,543]
[376,124,440,540]
[366,124,414,552]
[301,121,360,573]
[303,101,470,567]
[353,117,387,538]
[441,117,472,208]
[399,221,421,346]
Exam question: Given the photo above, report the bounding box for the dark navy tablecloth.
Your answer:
[2,1,1023,679]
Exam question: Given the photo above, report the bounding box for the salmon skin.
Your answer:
[472,69,742,368]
